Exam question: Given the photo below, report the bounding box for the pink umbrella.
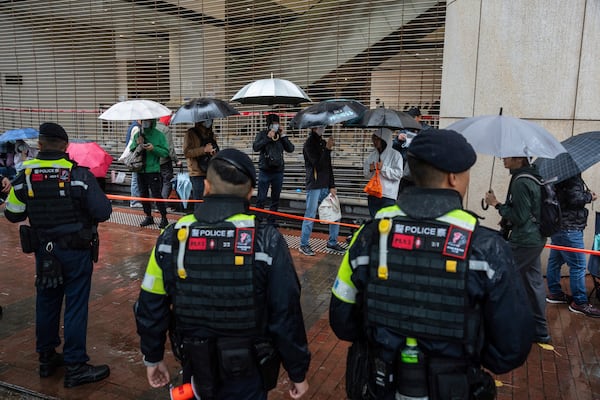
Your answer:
[67,141,113,178]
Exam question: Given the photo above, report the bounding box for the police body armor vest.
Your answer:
[22,159,80,229]
[366,208,480,347]
[172,216,260,336]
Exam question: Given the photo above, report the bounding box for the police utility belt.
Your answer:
[19,225,96,253]
[19,225,99,290]
[179,336,280,400]
[356,348,496,400]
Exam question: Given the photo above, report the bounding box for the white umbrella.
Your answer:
[231,77,311,105]
[447,114,566,158]
[98,100,172,121]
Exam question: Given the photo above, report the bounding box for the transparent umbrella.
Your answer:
[447,112,566,159]
[176,172,192,208]
[99,100,172,121]
[448,108,567,209]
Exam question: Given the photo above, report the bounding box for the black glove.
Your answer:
[36,248,64,289]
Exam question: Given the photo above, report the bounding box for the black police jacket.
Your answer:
[329,187,534,374]
[4,150,112,236]
[134,195,311,383]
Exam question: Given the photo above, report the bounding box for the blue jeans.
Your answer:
[130,172,141,206]
[190,176,205,201]
[256,170,284,212]
[547,230,587,305]
[36,246,93,364]
[300,188,340,247]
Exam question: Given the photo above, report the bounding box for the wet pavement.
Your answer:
[0,205,599,399]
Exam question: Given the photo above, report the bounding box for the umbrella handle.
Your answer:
[481,198,489,210]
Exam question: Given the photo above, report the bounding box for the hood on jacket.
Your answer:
[373,128,393,151]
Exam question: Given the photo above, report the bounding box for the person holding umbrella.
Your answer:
[183,120,219,204]
[363,128,403,217]
[545,174,600,317]
[253,114,294,223]
[131,119,170,229]
[484,157,551,343]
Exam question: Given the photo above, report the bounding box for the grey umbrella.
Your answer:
[344,107,422,131]
[170,98,239,124]
[447,113,566,159]
[535,131,600,183]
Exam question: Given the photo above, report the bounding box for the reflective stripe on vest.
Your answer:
[172,214,260,335]
[366,206,479,344]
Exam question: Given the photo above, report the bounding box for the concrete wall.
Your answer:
[440,0,600,262]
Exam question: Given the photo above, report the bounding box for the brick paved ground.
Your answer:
[0,206,599,399]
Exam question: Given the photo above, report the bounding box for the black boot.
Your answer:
[158,216,169,229]
[39,350,64,377]
[64,363,110,388]
[140,216,154,227]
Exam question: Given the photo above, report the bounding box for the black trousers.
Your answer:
[138,172,167,217]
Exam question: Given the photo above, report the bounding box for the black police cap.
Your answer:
[212,148,257,187]
[408,128,476,173]
[39,122,69,142]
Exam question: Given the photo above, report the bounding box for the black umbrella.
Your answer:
[170,98,239,124]
[230,77,311,105]
[289,99,367,129]
[535,131,600,183]
[344,107,422,131]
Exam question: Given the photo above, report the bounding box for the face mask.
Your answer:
[203,119,213,128]
[315,126,325,135]
[270,124,280,132]
[142,121,152,129]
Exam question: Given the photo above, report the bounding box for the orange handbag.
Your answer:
[364,166,383,198]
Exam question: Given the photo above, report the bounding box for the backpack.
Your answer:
[514,173,562,237]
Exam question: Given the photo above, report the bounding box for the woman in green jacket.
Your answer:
[130,119,170,228]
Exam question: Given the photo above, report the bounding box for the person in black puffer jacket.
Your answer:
[545,174,600,317]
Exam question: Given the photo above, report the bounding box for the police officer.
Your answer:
[134,148,310,400]
[329,129,534,400]
[4,122,112,387]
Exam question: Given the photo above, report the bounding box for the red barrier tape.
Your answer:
[108,194,600,255]
[106,194,360,229]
